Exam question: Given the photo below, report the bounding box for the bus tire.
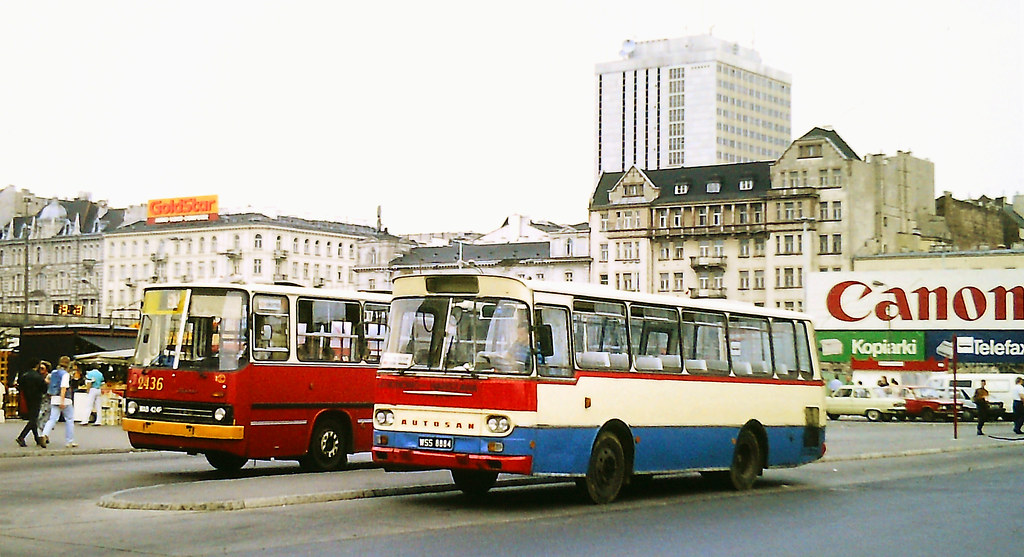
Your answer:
[582,431,627,504]
[301,418,348,472]
[205,451,248,472]
[726,428,763,491]
[451,469,498,498]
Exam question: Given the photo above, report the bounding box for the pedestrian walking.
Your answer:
[80,366,105,426]
[40,356,77,448]
[973,380,990,436]
[1012,376,1024,435]
[15,361,50,447]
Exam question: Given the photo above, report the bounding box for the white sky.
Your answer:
[1,1,1021,235]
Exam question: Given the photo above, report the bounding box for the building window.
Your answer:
[754,237,766,256]
[673,272,685,291]
[819,202,829,221]
[832,234,842,253]
[304,239,310,255]
[739,270,750,290]
[698,207,708,226]
[565,271,574,282]
[599,243,609,262]
[599,274,609,286]
[659,273,669,292]
[739,238,750,257]
[659,246,670,260]
[798,144,822,158]
[712,207,722,226]
[753,204,763,223]
[565,238,574,256]
[674,184,689,195]
[819,234,829,254]
[674,244,684,259]
[753,270,765,290]
[739,178,754,190]
[832,201,842,220]
[657,209,668,228]
[672,209,682,227]
[253,259,262,275]
[706,181,721,193]
[738,205,749,224]
[623,183,642,197]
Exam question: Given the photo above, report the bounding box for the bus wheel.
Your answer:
[301,419,348,471]
[726,428,762,491]
[581,431,627,504]
[451,469,498,497]
[205,451,248,472]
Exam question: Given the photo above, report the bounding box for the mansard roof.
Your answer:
[109,212,397,240]
[591,161,773,209]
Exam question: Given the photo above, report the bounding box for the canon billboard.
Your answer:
[807,270,1024,331]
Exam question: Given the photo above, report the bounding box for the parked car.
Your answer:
[897,386,963,421]
[826,385,906,422]
[935,387,1005,422]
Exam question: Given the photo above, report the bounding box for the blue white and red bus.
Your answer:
[372,273,825,503]
[123,283,390,471]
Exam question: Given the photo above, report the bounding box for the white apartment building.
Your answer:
[102,213,410,315]
[595,34,792,174]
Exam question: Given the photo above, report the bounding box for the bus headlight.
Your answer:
[214,407,227,422]
[126,401,138,415]
[375,409,395,427]
[486,415,511,434]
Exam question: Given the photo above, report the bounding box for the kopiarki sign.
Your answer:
[808,270,1024,364]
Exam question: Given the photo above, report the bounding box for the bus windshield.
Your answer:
[383,296,532,375]
[133,287,249,371]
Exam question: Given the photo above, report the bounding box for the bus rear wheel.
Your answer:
[704,429,763,491]
[451,469,498,497]
[581,431,627,504]
[300,419,348,472]
[205,451,248,472]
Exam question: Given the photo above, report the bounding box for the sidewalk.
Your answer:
[2,417,1022,511]
[0,418,133,457]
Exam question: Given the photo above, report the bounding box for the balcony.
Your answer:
[272,249,289,260]
[648,223,768,238]
[150,253,167,263]
[220,248,242,259]
[273,273,289,282]
[692,288,727,299]
[690,256,726,268]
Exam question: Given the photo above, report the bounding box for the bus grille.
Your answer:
[126,399,233,425]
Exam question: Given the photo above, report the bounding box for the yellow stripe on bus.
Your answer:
[122,418,244,440]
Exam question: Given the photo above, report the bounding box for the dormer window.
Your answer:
[674,184,689,195]
[623,183,642,197]
[739,178,754,191]
[799,143,823,158]
[706,181,721,193]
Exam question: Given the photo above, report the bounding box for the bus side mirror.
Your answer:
[534,324,554,358]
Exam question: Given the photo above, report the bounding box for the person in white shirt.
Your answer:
[1011,376,1024,435]
[40,356,77,448]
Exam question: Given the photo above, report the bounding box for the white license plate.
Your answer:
[418,436,454,451]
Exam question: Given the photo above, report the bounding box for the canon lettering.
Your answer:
[826,280,1024,322]
[851,338,919,358]
[148,197,216,216]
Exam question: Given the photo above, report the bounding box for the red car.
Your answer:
[897,386,963,421]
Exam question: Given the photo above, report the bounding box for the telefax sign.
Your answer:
[926,331,1024,363]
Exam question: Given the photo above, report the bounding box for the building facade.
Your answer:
[588,128,942,311]
[0,198,126,317]
[595,34,792,174]
[103,213,409,316]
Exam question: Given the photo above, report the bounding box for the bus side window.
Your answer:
[572,300,629,371]
[793,321,813,380]
[536,306,572,378]
[728,315,772,378]
[296,299,361,363]
[253,294,289,362]
[629,304,682,373]
[363,303,389,364]
[770,319,800,380]
[682,311,728,376]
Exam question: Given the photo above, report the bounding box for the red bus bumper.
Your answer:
[373,446,533,475]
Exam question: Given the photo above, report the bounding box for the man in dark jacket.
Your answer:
[16,360,50,447]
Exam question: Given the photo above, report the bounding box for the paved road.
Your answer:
[1,417,1022,510]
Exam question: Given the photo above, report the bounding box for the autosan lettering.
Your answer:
[850,338,919,358]
[826,280,1024,323]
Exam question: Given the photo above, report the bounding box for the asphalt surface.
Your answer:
[2,416,1023,511]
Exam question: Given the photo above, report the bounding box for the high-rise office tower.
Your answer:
[595,34,792,173]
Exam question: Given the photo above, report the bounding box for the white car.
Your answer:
[826,385,906,422]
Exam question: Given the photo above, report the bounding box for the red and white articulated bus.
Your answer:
[372,273,826,504]
[122,283,390,471]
